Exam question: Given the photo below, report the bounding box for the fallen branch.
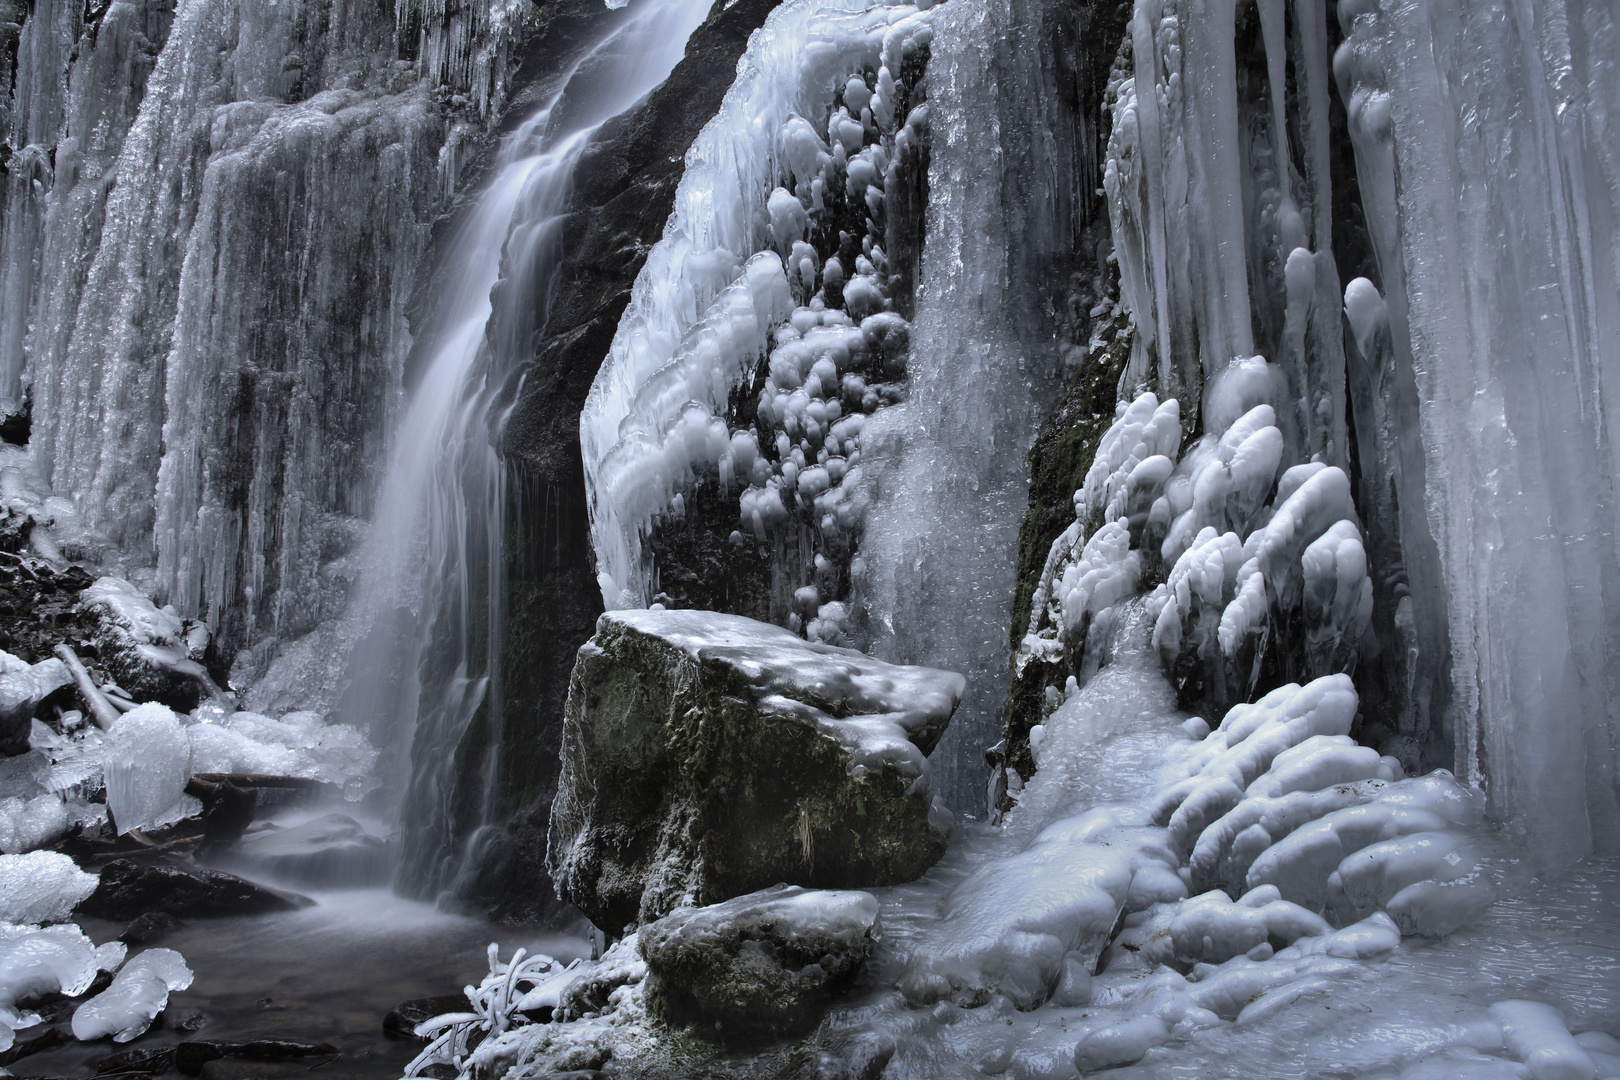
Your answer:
[54,643,122,730]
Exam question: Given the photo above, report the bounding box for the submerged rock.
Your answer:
[173,1040,338,1077]
[77,858,312,921]
[383,995,470,1041]
[223,813,391,889]
[94,1045,177,1075]
[547,609,962,931]
[119,910,187,945]
[640,884,878,1041]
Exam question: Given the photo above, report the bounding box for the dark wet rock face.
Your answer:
[94,1045,176,1075]
[413,0,787,923]
[76,858,312,921]
[640,884,879,1043]
[546,609,961,932]
[119,910,187,945]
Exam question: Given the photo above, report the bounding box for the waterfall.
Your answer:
[346,0,712,906]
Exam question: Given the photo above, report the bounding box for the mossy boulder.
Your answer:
[640,884,878,1042]
[546,609,962,932]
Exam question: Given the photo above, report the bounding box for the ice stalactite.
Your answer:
[1105,0,1348,471]
[1,0,532,662]
[1335,0,1620,864]
[585,0,1104,806]
[0,0,174,423]
[1088,0,1429,810]
[583,0,941,627]
[1096,0,1620,865]
[1010,391,1372,806]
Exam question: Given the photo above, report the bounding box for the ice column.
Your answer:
[1335,0,1620,862]
[856,0,1062,806]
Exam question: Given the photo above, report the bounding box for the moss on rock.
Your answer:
[546,609,961,934]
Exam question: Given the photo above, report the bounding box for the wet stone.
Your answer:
[95,1045,176,1075]
[382,995,468,1040]
[78,858,313,921]
[548,610,962,931]
[0,1026,69,1067]
[640,884,879,1042]
[120,910,187,945]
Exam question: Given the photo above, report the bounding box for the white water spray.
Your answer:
[342,0,713,901]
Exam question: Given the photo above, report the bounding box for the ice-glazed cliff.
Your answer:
[2,0,1618,1044]
[0,0,531,664]
[1,0,1619,1073]
[577,0,1620,867]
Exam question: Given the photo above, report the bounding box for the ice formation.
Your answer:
[1017,390,1370,729]
[404,944,568,1078]
[458,623,1584,1079]
[187,709,377,793]
[78,577,215,699]
[101,703,194,835]
[1100,0,1620,863]
[582,0,1096,803]
[583,0,941,620]
[0,921,102,1051]
[70,947,194,1043]
[0,850,97,924]
[0,651,70,739]
[5,0,1620,1070]
[1,0,534,656]
[592,609,962,781]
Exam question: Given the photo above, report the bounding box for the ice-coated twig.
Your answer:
[401,944,565,1079]
[54,644,121,731]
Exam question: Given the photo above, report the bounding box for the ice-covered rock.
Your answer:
[0,792,73,854]
[639,884,878,1039]
[895,817,1140,1010]
[71,947,193,1043]
[79,578,215,707]
[1072,1014,1171,1072]
[548,609,961,931]
[0,850,98,924]
[0,652,70,756]
[187,709,377,794]
[103,703,194,835]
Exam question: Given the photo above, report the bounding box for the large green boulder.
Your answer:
[547,610,962,932]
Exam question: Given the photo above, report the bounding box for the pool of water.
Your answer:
[11,889,588,1080]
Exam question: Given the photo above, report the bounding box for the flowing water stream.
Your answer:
[9,5,711,1074]
[340,0,713,903]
